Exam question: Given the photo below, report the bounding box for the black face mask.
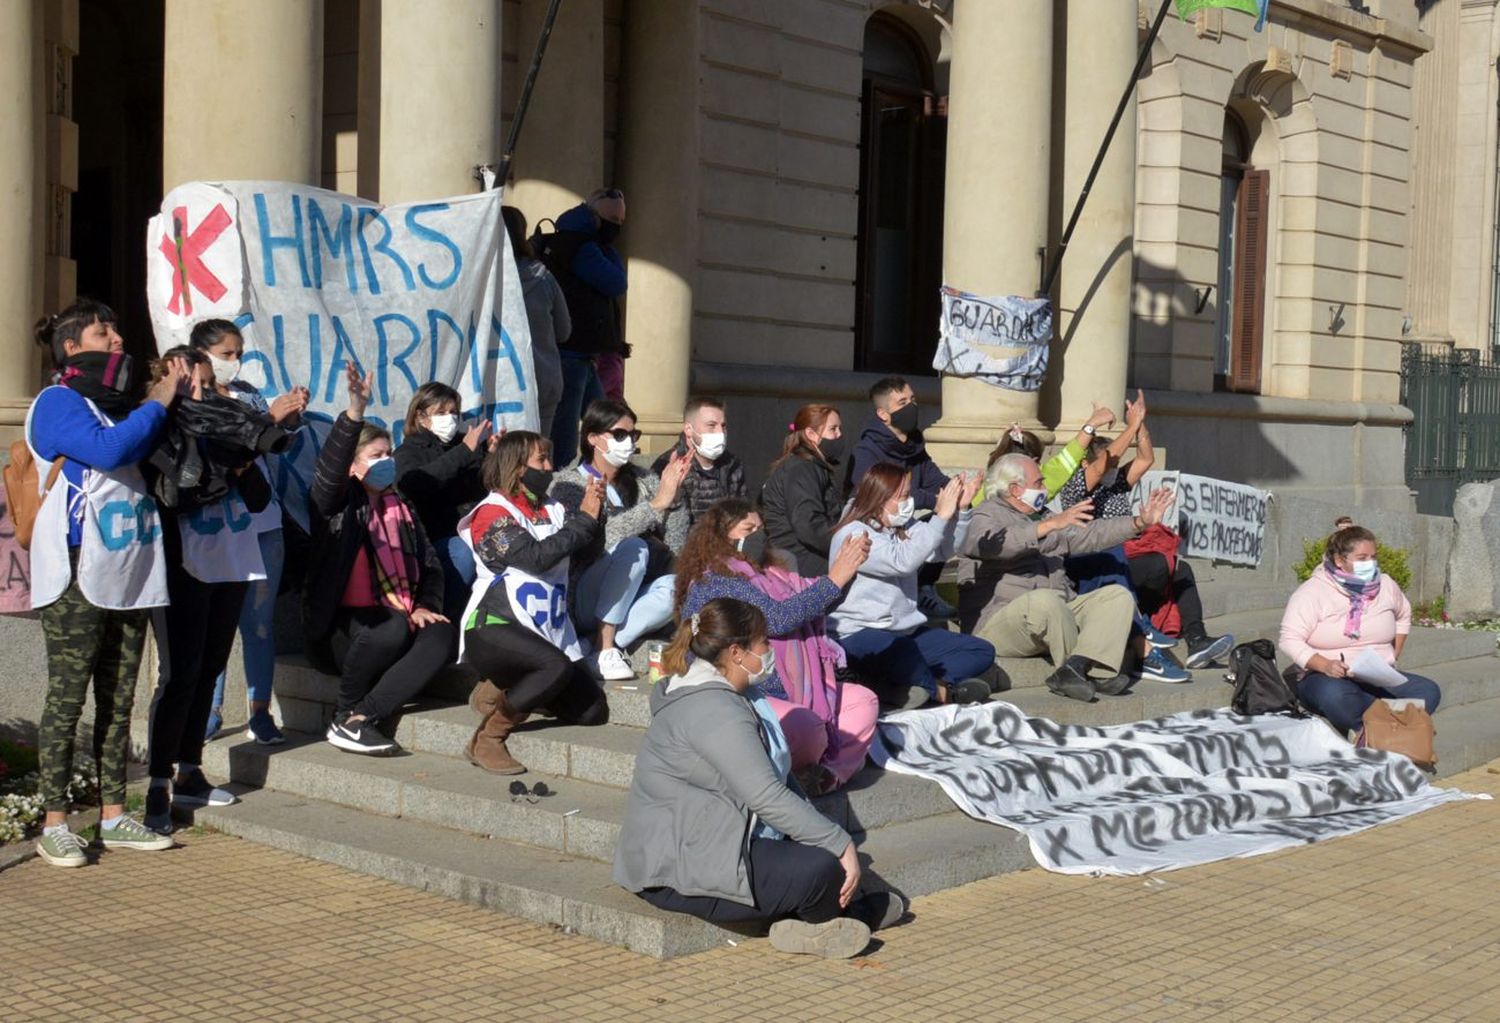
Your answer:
[60,350,136,418]
[737,530,767,564]
[521,467,554,498]
[818,434,846,465]
[889,403,920,437]
[597,220,621,245]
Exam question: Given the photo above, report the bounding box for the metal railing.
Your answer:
[1402,344,1500,515]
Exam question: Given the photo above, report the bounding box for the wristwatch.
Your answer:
[1082,424,1096,436]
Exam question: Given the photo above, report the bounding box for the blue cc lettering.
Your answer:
[97,500,138,551]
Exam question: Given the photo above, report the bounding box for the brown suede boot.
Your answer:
[468,679,503,719]
[464,691,530,775]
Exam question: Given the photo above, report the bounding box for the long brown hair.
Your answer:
[659,598,767,678]
[769,404,838,473]
[482,430,549,497]
[403,382,462,436]
[835,462,909,535]
[673,499,765,614]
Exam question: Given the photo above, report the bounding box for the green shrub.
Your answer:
[1294,536,1412,591]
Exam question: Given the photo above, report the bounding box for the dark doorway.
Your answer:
[854,14,945,376]
[74,0,164,366]
[1215,110,1266,394]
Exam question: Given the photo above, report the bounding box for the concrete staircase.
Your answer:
[190,569,1500,958]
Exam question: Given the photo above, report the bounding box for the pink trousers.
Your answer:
[595,351,625,400]
[766,682,879,787]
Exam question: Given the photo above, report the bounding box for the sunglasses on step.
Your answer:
[509,780,552,804]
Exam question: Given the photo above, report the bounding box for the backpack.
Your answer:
[1225,638,1304,716]
[4,441,65,550]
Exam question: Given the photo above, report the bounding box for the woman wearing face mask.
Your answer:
[760,404,847,577]
[613,598,903,959]
[189,318,309,745]
[827,464,996,710]
[1278,526,1440,740]
[393,383,491,620]
[457,431,610,775]
[302,363,458,756]
[547,399,691,681]
[673,500,878,795]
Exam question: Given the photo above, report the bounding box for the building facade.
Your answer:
[0,0,1460,510]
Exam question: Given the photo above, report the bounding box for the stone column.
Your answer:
[0,0,41,429]
[1055,3,1136,431]
[505,0,604,225]
[371,0,502,204]
[618,0,698,452]
[162,0,325,189]
[924,0,1054,469]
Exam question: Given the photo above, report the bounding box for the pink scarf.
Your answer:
[727,557,846,729]
[1323,559,1381,639]
[367,492,419,620]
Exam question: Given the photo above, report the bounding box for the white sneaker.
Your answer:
[593,647,636,681]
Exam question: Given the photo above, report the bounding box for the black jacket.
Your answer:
[650,443,747,528]
[146,391,291,511]
[302,413,446,665]
[393,427,487,541]
[847,415,950,511]
[471,497,600,624]
[759,452,841,577]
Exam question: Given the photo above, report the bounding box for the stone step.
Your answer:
[193,785,1033,958]
[1199,609,1498,668]
[1433,696,1500,778]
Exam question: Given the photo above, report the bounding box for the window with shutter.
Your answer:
[1227,168,1269,393]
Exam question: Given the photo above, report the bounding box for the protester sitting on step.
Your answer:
[459,431,609,775]
[650,395,746,529]
[849,376,955,619]
[303,363,457,756]
[974,401,1118,505]
[957,453,1176,702]
[548,398,691,681]
[1278,525,1441,741]
[760,404,846,576]
[675,499,878,795]
[613,597,904,958]
[28,299,184,864]
[501,206,570,442]
[394,382,490,619]
[192,318,309,747]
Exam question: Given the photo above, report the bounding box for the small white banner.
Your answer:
[872,702,1483,876]
[1128,470,1270,567]
[933,286,1052,392]
[147,181,536,528]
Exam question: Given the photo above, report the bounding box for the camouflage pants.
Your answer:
[37,574,150,811]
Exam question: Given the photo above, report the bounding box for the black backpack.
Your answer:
[1225,638,1304,716]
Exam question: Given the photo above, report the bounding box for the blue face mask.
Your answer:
[363,455,396,491]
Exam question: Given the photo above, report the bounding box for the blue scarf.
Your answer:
[1324,557,1381,638]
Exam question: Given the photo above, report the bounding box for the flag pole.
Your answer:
[493,0,565,193]
[1038,0,1172,298]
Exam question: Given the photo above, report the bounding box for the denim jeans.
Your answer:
[1066,546,1153,637]
[575,537,676,647]
[550,353,604,468]
[208,528,286,715]
[835,625,995,701]
[436,534,477,621]
[1296,669,1442,734]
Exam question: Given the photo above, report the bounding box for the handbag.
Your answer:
[1360,699,1437,770]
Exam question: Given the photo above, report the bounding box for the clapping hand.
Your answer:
[580,476,606,519]
[1138,486,1176,527]
[345,361,372,419]
[1124,389,1147,429]
[463,420,492,452]
[933,476,964,521]
[957,471,981,507]
[828,531,871,588]
[653,449,692,509]
[1087,402,1116,431]
[269,386,310,424]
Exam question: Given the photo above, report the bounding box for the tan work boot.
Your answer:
[468,679,503,719]
[464,690,530,775]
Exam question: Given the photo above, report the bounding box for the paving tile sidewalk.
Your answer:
[4,763,1500,1023]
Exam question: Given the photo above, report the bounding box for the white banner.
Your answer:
[1129,470,1270,567]
[147,181,536,528]
[933,286,1051,392]
[872,702,1483,876]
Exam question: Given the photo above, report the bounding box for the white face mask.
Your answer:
[740,647,776,685]
[208,354,241,386]
[888,496,916,528]
[696,431,727,461]
[601,435,635,468]
[428,413,459,443]
[1016,486,1047,512]
[1350,559,1379,583]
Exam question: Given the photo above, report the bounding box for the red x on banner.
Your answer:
[157,203,232,315]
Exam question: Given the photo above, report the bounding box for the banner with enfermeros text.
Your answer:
[872,702,1484,876]
[1127,470,1270,568]
[146,181,536,529]
[933,286,1051,392]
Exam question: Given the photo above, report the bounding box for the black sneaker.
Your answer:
[1092,672,1135,697]
[326,713,400,756]
[1184,633,1235,669]
[1043,663,1096,702]
[144,785,173,835]
[944,679,992,706]
[171,769,238,808]
[846,890,907,932]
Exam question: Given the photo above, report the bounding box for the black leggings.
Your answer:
[329,607,458,721]
[149,562,248,778]
[639,838,845,925]
[1128,553,1204,633]
[462,623,608,724]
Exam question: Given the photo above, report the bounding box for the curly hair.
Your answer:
[672,498,766,614]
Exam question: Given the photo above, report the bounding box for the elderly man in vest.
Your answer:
[956,452,1176,702]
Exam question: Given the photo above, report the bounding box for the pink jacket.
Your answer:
[1278,565,1411,671]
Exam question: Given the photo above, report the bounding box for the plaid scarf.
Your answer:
[1323,558,1381,639]
[366,492,420,619]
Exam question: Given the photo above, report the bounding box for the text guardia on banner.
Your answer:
[933,286,1052,392]
[146,181,537,529]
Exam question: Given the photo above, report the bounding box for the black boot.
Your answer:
[1043,656,1097,702]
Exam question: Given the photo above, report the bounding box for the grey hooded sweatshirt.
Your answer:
[612,658,851,904]
[517,254,570,437]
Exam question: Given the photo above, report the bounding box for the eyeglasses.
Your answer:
[606,428,642,444]
[509,780,552,804]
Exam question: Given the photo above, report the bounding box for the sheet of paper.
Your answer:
[1348,647,1409,688]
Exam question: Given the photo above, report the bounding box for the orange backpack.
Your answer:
[4,440,65,550]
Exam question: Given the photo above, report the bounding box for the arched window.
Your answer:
[1217,109,1268,393]
[854,14,945,374]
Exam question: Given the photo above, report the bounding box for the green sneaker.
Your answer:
[99,815,175,852]
[36,826,88,867]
